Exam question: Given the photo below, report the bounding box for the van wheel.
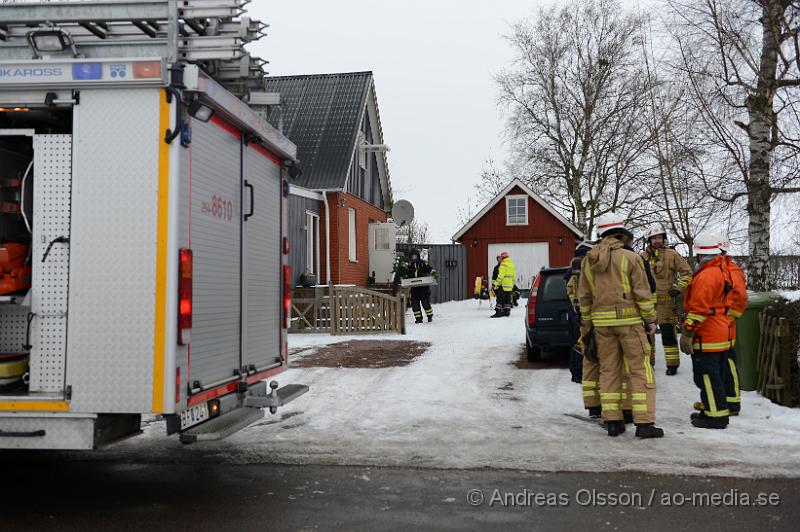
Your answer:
[526,337,541,362]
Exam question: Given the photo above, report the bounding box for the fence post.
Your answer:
[331,287,339,335]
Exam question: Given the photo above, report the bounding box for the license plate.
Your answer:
[179,403,209,430]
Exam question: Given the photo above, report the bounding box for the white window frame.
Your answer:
[348,208,357,262]
[505,195,529,226]
[305,211,320,275]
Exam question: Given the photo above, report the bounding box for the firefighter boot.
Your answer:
[415,318,423,324]
[691,416,728,429]
[606,420,626,437]
[635,424,664,438]
[490,310,504,318]
[427,315,433,323]
[587,406,602,418]
[666,366,678,376]
[623,410,634,424]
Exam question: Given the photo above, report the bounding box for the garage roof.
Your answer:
[452,179,584,241]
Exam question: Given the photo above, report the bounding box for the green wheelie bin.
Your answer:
[733,292,776,391]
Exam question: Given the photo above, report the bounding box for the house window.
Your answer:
[348,208,357,261]
[506,195,528,225]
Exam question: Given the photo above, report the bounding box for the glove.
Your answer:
[679,329,695,355]
[581,326,598,363]
[668,288,681,297]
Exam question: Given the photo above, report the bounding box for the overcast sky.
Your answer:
[249,0,557,243]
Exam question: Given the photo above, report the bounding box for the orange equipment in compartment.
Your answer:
[0,242,31,294]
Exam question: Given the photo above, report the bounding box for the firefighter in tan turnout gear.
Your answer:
[578,213,664,438]
[640,225,693,375]
[567,241,634,421]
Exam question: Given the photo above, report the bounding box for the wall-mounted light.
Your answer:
[26,26,79,59]
[188,99,214,122]
[472,239,478,247]
[559,236,564,245]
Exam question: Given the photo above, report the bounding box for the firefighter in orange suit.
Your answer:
[640,224,693,375]
[577,213,663,438]
[720,237,747,415]
[680,234,734,429]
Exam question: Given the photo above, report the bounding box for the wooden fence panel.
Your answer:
[289,287,406,335]
[757,310,792,406]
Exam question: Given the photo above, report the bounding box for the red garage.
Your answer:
[452,179,583,296]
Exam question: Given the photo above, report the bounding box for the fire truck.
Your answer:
[0,0,307,449]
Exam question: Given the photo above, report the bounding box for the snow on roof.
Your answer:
[451,178,584,242]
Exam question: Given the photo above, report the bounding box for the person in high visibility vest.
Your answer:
[640,224,693,375]
[577,213,663,438]
[491,252,516,318]
[680,234,735,429]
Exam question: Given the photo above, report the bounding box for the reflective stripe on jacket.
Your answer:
[577,235,656,327]
[683,255,733,352]
[640,246,693,294]
[493,258,516,291]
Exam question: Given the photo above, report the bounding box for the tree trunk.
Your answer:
[745,1,781,291]
[746,182,772,290]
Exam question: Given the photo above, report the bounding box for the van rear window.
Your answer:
[539,274,568,302]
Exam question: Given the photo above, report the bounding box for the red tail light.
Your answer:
[527,275,541,326]
[178,248,193,345]
[283,264,291,329]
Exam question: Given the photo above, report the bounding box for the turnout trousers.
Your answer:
[691,351,730,421]
[411,293,433,321]
[596,325,656,424]
[582,355,633,412]
[722,349,741,414]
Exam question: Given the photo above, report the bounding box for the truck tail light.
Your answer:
[178,248,193,345]
[527,275,540,326]
[283,264,291,330]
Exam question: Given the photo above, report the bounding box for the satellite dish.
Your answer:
[391,200,415,227]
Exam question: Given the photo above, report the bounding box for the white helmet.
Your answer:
[645,224,667,241]
[595,212,630,237]
[694,233,722,256]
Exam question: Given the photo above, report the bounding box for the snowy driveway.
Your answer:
[125,299,800,478]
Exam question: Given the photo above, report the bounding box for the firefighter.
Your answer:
[577,213,663,438]
[719,236,747,416]
[680,234,733,429]
[395,249,437,323]
[491,252,516,318]
[567,240,634,417]
[640,224,693,376]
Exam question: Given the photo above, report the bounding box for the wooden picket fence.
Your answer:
[290,286,406,335]
[757,308,792,406]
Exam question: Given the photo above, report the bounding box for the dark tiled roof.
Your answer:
[265,72,373,190]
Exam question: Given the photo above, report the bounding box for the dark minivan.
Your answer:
[524,267,580,361]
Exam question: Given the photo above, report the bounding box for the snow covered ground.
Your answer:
[119,299,800,478]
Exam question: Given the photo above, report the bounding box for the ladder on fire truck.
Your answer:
[0,0,269,98]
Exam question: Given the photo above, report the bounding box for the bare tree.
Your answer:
[396,219,430,245]
[494,0,659,236]
[666,0,800,290]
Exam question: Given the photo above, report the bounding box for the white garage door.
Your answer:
[488,242,550,290]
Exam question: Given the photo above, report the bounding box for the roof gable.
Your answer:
[266,72,373,190]
[452,179,584,241]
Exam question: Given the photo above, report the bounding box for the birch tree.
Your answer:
[667,0,800,290]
